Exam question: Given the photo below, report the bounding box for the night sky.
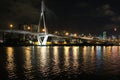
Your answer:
[0,0,120,35]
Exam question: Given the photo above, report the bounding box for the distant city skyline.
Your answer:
[0,0,120,35]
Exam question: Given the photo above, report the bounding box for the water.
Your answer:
[0,46,120,80]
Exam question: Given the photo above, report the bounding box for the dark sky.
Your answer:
[0,0,120,35]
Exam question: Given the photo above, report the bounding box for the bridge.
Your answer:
[1,0,114,46]
[0,0,58,45]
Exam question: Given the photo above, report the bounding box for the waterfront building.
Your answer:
[103,31,107,40]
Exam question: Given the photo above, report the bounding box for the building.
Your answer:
[103,31,107,40]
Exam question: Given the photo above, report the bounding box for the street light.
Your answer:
[55,31,58,34]
[42,28,45,32]
[10,24,13,30]
[65,32,69,36]
[74,33,77,37]
[27,26,31,31]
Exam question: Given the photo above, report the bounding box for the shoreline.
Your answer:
[0,42,118,47]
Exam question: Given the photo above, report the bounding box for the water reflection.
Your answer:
[96,46,102,63]
[6,47,16,78]
[82,46,96,73]
[23,47,33,79]
[91,46,95,63]
[53,46,60,73]
[105,46,120,74]
[36,46,50,76]
[24,47,32,70]
[39,47,48,68]
[3,46,120,79]
[72,46,79,71]
[64,46,70,69]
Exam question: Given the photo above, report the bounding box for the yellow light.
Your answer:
[47,42,52,45]
[27,26,31,30]
[42,29,45,32]
[10,24,13,29]
[54,41,58,44]
[6,47,15,73]
[64,41,67,44]
[64,46,70,68]
[24,47,32,71]
[65,32,69,36]
[55,31,58,34]
[53,46,59,72]
[34,41,39,45]
[74,33,77,37]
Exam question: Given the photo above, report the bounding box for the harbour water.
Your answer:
[0,46,120,80]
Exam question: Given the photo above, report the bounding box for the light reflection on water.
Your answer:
[6,47,16,79]
[64,46,70,70]
[23,47,33,79]
[2,46,120,79]
[72,46,79,71]
[36,46,52,77]
[53,46,60,73]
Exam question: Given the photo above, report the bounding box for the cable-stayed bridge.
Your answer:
[1,0,116,46]
[0,0,57,45]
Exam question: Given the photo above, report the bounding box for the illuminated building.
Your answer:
[103,31,107,40]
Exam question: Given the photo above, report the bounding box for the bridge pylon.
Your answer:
[37,0,48,45]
